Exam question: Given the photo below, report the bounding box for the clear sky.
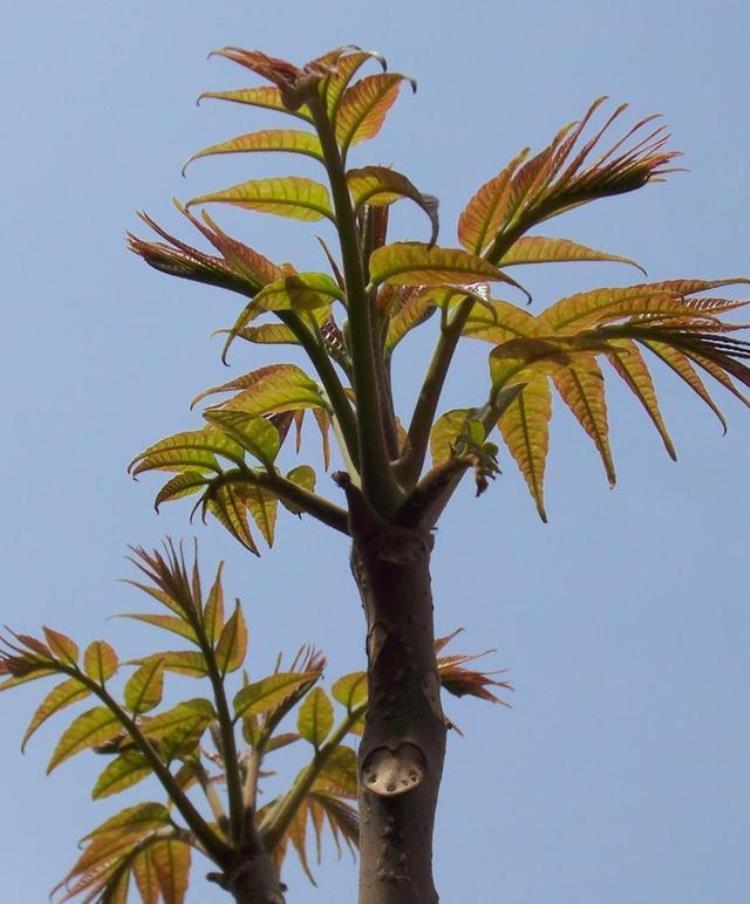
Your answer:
[3,1,749,902]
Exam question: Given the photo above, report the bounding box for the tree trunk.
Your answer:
[352,522,447,904]
[208,849,286,904]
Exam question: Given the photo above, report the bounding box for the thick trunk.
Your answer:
[208,849,285,904]
[352,523,447,904]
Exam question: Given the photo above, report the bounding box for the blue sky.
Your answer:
[3,1,749,902]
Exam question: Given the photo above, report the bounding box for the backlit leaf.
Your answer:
[430,409,473,465]
[233,671,320,720]
[84,641,119,684]
[215,602,248,675]
[499,235,644,273]
[124,659,165,715]
[151,838,191,904]
[183,129,324,173]
[314,746,358,798]
[461,298,538,345]
[336,73,415,154]
[130,428,246,477]
[204,482,259,555]
[298,687,334,748]
[192,363,326,416]
[498,376,552,522]
[384,286,437,353]
[243,485,279,546]
[202,410,281,467]
[331,671,367,712]
[553,357,616,486]
[203,562,225,645]
[92,750,152,800]
[47,706,121,773]
[132,847,160,904]
[118,613,198,644]
[135,650,209,679]
[368,243,525,295]
[246,272,343,320]
[607,339,676,459]
[347,166,439,245]
[188,176,334,222]
[198,85,314,123]
[21,678,91,752]
[139,699,215,742]
[84,803,171,840]
[42,627,79,666]
[154,472,209,510]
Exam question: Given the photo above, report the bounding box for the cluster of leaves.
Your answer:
[0,542,506,902]
[128,45,750,544]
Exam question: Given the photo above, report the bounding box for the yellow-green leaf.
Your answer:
[92,750,152,800]
[203,562,225,645]
[151,839,191,904]
[498,235,644,273]
[130,428,245,477]
[347,166,439,245]
[21,678,91,752]
[384,286,437,353]
[132,848,160,904]
[498,376,552,522]
[430,409,473,465]
[298,687,334,748]
[243,485,279,547]
[314,746,358,798]
[331,671,367,712]
[183,129,324,173]
[205,483,259,555]
[607,339,676,459]
[84,803,171,840]
[188,176,334,222]
[215,602,248,675]
[136,650,209,679]
[47,706,121,773]
[154,472,209,510]
[335,72,414,154]
[233,671,320,720]
[124,659,165,715]
[198,85,314,123]
[553,357,616,486]
[84,641,119,684]
[192,363,326,416]
[139,699,215,742]
[202,410,281,467]
[118,613,198,644]
[461,298,538,345]
[43,627,79,666]
[368,242,521,292]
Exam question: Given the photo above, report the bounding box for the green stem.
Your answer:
[259,701,366,852]
[309,97,403,515]
[277,311,360,471]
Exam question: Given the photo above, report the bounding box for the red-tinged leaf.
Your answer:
[139,699,215,742]
[312,409,332,470]
[369,243,526,297]
[134,650,209,679]
[265,731,301,753]
[233,671,321,719]
[458,147,531,254]
[183,128,323,174]
[215,602,248,675]
[154,471,209,510]
[198,85,314,123]
[202,410,281,468]
[132,847,160,904]
[203,562,225,645]
[83,641,119,684]
[205,482,259,555]
[288,800,316,885]
[499,235,645,273]
[187,176,334,222]
[118,613,198,644]
[243,485,279,547]
[47,706,122,773]
[92,750,151,800]
[335,72,415,154]
[124,658,165,715]
[430,409,473,465]
[641,340,728,432]
[682,346,750,410]
[84,804,171,840]
[21,678,91,752]
[347,166,439,246]
[245,272,343,320]
[298,687,334,748]
[151,839,191,904]
[331,671,368,712]
[233,322,299,345]
[43,627,79,666]
[607,339,676,459]
[325,49,385,114]
[553,357,616,486]
[461,297,538,345]
[498,376,552,522]
[0,668,57,691]
[192,363,326,415]
[310,791,359,854]
[129,428,245,477]
[384,286,438,353]
[100,866,130,904]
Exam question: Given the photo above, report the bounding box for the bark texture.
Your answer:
[352,522,447,904]
[208,848,286,904]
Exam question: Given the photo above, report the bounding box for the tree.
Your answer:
[3,44,749,904]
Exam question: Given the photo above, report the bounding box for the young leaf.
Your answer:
[151,838,191,904]
[335,72,415,155]
[183,128,324,173]
[313,745,358,798]
[154,472,209,510]
[21,678,91,752]
[347,166,439,245]
[118,613,198,644]
[233,671,321,720]
[331,671,367,712]
[132,847,161,904]
[139,698,215,742]
[203,562,225,645]
[298,687,334,748]
[42,627,79,666]
[498,377,552,522]
[243,272,343,323]
[192,363,326,416]
[498,235,644,273]
[198,85,314,123]
[202,410,281,468]
[129,428,245,477]
[430,409,473,465]
[243,485,279,546]
[204,482,260,555]
[124,658,165,715]
[92,750,152,800]
[84,803,171,840]
[83,641,119,684]
[188,176,335,222]
[47,706,122,773]
[134,651,209,679]
[215,602,248,675]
